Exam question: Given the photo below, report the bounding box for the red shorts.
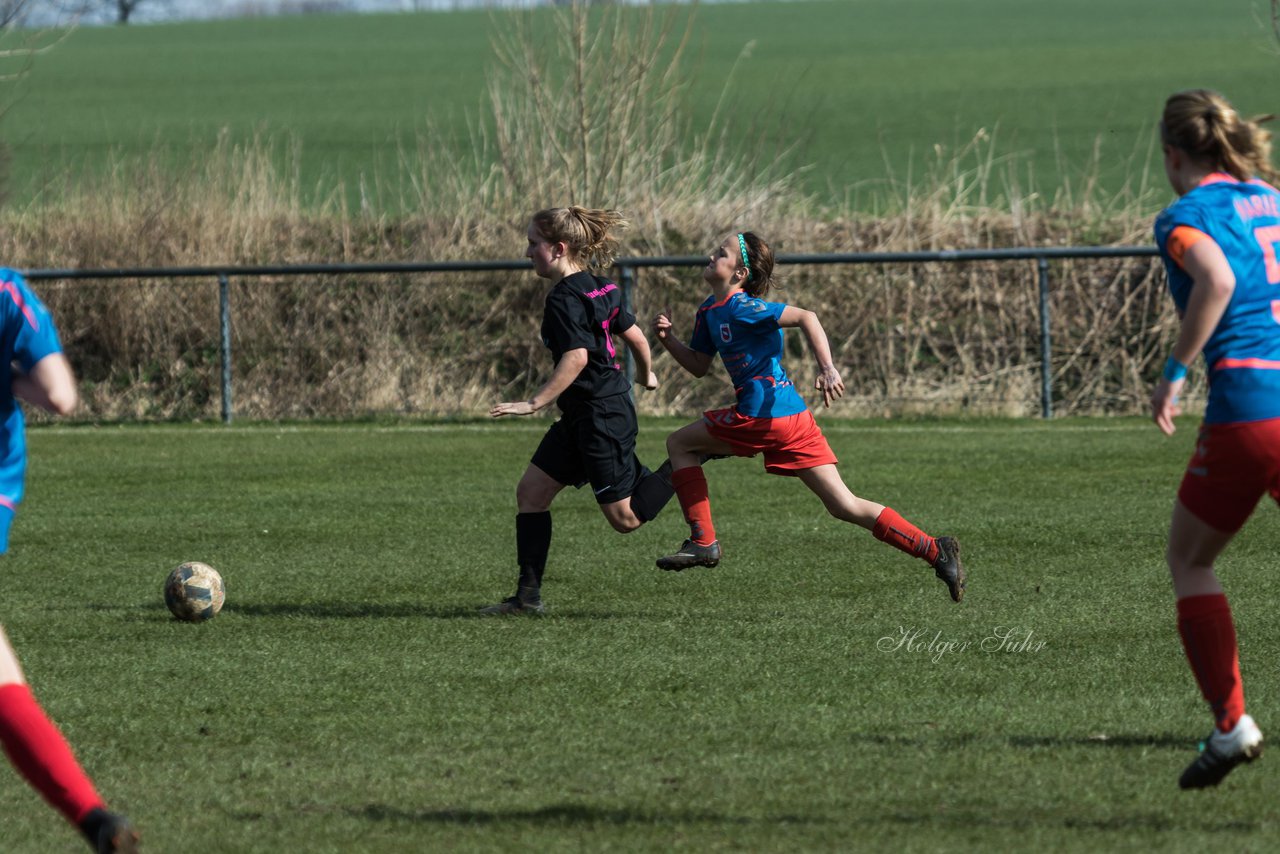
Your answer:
[702,408,837,476]
[1178,417,1280,533]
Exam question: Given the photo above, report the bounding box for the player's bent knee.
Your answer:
[516,483,555,512]
[608,515,642,534]
[601,507,642,533]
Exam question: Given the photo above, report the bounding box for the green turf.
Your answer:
[0,417,1276,851]
[5,0,1277,210]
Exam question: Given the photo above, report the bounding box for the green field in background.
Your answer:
[0,418,1277,851]
[4,0,1277,212]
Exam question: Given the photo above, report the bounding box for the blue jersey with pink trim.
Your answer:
[1155,175,1280,424]
[689,291,807,418]
[0,268,63,515]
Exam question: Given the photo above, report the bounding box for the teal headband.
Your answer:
[736,233,751,274]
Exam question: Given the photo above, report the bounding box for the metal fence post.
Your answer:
[618,264,636,385]
[218,273,232,425]
[1037,256,1052,419]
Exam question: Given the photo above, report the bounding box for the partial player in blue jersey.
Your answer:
[481,207,676,615]
[1152,89,1280,789]
[0,270,139,851]
[651,232,964,603]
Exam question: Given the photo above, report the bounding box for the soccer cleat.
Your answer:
[1179,714,1264,789]
[656,539,721,571]
[932,536,965,603]
[80,808,140,854]
[478,595,545,616]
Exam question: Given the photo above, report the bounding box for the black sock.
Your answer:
[516,511,552,598]
[631,459,675,523]
[79,808,111,845]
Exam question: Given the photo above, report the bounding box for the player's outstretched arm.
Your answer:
[491,348,589,417]
[12,353,77,416]
[652,310,712,378]
[619,324,658,390]
[779,306,844,408]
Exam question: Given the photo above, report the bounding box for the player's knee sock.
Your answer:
[515,511,552,598]
[672,466,716,545]
[630,459,675,523]
[872,508,939,563]
[0,683,104,827]
[1177,593,1245,732]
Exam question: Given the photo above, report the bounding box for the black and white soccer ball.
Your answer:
[164,561,225,622]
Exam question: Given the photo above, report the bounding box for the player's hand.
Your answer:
[652,309,673,341]
[815,365,844,408]
[639,370,659,391]
[1150,378,1183,436]
[490,400,537,418]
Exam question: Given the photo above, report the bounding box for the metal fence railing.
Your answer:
[25,245,1162,424]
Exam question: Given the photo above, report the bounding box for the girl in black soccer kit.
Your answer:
[483,206,673,614]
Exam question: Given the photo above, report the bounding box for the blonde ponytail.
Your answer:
[1161,89,1279,183]
[531,206,629,270]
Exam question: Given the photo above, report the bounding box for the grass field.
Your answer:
[5,0,1278,211]
[0,417,1277,851]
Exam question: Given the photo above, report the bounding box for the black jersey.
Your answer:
[541,270,636,409]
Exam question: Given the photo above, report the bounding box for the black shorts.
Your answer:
[531,393,642,504]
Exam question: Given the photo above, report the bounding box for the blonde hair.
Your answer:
[530,206,628,270]
[1161,89,1279,183]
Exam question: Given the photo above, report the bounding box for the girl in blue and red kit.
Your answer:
[1152,89,1280,789]
[0,268,139,852]
[651,232,965,602]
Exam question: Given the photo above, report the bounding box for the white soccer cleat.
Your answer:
[1179,713,1263,789]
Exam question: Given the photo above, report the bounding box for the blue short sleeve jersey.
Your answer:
[1154,175,1280,424]
[689,291,807,418]
[0,268,64,512]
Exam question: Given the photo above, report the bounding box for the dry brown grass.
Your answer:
[2,2,1186,422]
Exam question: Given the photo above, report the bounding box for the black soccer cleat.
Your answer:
[80,808,140,854]
[478,595,546,616]
[656,539,721,571]
[932,536,965,603]
[1179,714,1263,789]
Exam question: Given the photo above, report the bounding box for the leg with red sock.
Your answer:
[1176,593,1263,789]
[656,466,722,571]
[0,681,139,852]
[1166,495,1266,788]
[872,508,965,603]
[1178,593,1245,732]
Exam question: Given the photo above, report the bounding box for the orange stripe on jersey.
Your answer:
[1212,357,1280,371]
[1167,225,1212,269]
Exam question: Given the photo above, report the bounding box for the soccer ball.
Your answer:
[163,561,225,622]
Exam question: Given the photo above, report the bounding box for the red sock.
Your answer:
[872,508,939,563]
[1177,594,1245,733]
[672,466,716,546]
[0,683,104,825]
